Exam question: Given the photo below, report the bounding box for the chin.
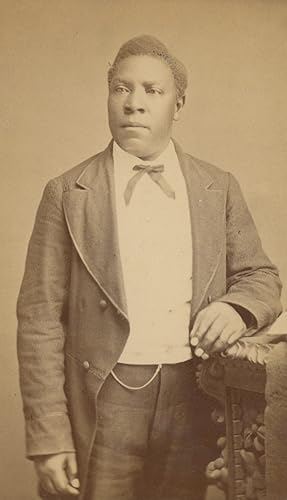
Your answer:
[115,137,150,159]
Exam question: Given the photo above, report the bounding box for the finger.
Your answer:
[66,454,80,493]
[222,318,246,346]
[190,308,219,343]
[227,326,247,345]
[70,478,80,489]
[209,336,229,354]
[50,481,80,496]
[209,324,243,353]
[201,352,210,360]
[190,311,209,341]
[65,484,81,495]
[41,478,58,495]
[66,453,80,495]
[198,316,229,352]
[50,464,70,493]
[190,336,199,347]
[194,347,205,358]
[194,348,210,360]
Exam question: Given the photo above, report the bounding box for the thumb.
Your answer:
[66,453,80,489]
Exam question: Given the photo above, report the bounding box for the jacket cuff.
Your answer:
[216,293,277,332]
[224,303,256,329]
[25,413,75,459]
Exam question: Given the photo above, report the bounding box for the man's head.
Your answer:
[107,35,188,160]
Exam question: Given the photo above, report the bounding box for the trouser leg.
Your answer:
[84,364,159,500]
[142,361,214,500]
[84,361,218,500]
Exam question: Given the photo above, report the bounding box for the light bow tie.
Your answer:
[124,164,176,205]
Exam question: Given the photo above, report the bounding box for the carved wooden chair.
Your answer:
[199,328,287,500]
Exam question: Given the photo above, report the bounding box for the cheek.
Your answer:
[165,101,177,121]
[108,98,122,124]
[155,105,175,133]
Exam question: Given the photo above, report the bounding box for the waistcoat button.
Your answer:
[99,299,108,310]
[83,360,90,370]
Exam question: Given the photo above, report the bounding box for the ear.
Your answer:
[173,95,185,122]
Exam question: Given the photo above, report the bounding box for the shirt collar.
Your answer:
[112,139,178,175]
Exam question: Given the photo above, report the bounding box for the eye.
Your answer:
[146,88,162,95]
[114,85,130,94]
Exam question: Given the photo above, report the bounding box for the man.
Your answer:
[17,35,282,500]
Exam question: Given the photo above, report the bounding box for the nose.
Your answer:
[124,90,146,114]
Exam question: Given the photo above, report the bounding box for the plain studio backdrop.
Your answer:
[1,1,286,499]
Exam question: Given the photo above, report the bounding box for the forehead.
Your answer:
[111,55,175,87]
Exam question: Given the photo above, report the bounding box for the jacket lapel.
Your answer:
[63,139,226,326]
[63,142,128,320]
[174,142,226,320]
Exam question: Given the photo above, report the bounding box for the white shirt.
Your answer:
[113,140,193,364]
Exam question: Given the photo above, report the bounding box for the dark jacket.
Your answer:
[17,140,282,499]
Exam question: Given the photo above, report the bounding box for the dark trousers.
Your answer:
[84,360,218,500]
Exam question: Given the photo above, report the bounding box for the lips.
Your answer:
[122,122,148,128]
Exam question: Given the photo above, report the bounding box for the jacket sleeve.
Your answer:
[217,172,282,330]
[17,178,75,458]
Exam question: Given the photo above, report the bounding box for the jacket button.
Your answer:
[207,295,212,304]
[99,299,108,310]
[83,360,90,370]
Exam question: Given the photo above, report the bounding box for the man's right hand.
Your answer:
[34,452,80,496]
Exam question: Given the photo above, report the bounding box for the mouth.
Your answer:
[122,123,148,129]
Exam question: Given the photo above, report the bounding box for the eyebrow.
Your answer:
[142,80,162,86]
[111,78,130,86]
[111,78,163,87]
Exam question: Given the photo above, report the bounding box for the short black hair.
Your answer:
[108,35,188,99]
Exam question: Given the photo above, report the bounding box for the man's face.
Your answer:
[108,55,184,160]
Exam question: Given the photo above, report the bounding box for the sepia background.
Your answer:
[1,1,287,499]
